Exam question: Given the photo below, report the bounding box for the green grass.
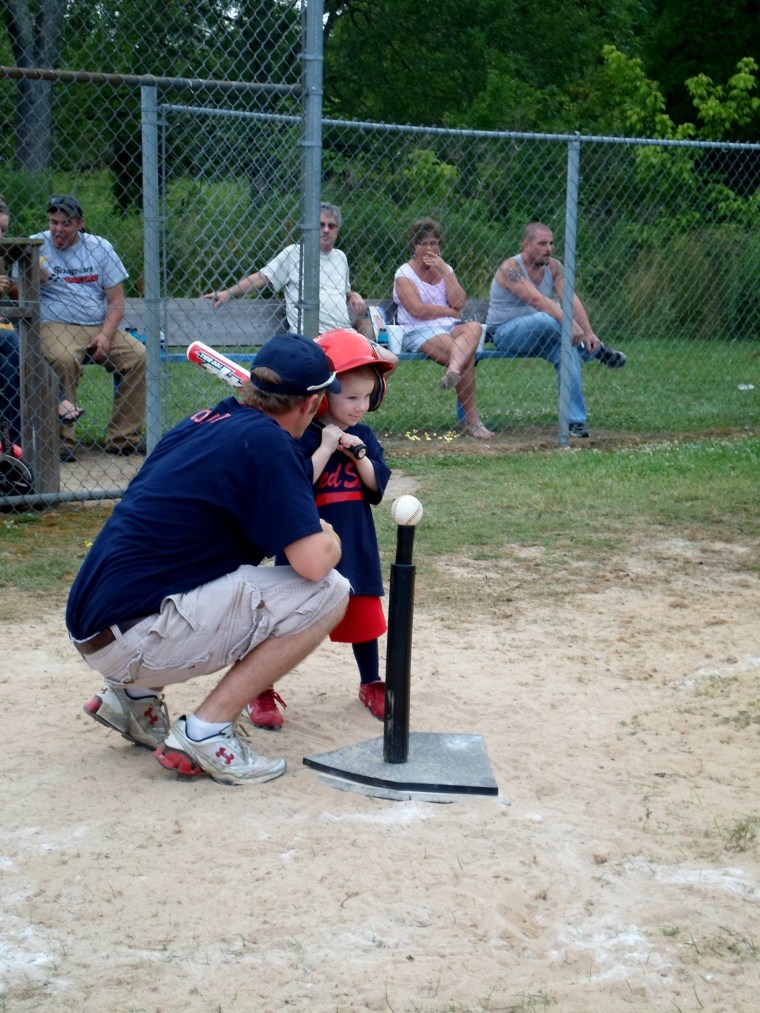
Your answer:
[0,506,108,598]
[721,814,759,853]
[2,435,758,600]
[373,336,760,434]
[374,436,760,564]
[69,336,760,446]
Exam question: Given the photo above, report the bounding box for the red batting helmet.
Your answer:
[315,329,393,413]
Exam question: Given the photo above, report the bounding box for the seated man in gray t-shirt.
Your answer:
[27,195,146,462]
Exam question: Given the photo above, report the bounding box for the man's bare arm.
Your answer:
[204,271,271,308]
[494,257,562,319]
[284,523,342,582]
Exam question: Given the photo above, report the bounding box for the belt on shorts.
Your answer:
[76,615,147,656]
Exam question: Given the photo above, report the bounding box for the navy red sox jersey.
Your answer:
[287,421,391,597]
[67,397,322,639]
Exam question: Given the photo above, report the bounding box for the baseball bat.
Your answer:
[187,340,367,460]
[187,340,248,388]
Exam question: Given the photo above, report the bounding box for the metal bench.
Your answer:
[124,295,495,364]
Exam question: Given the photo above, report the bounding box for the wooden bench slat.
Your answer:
[123,296,287,348]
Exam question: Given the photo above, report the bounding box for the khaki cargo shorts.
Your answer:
[73,564,350,689]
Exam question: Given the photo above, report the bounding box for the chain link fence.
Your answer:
[1,50,758,509]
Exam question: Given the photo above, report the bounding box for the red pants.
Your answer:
[329,595,386,643]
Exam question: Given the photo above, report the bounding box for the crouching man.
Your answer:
[67,333,350,786]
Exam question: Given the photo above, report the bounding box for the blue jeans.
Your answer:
[491,313,589,424]
[0,325,21,444]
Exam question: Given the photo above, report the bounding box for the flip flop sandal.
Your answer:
[466,422,495,440]
[438,369,461,390]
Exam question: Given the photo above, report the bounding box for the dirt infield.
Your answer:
[2,520,759,1011]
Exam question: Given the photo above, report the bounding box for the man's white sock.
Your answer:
[186,713,232,741]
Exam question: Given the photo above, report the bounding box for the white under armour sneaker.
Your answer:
[83,685,169,750]
[154,716,287,786]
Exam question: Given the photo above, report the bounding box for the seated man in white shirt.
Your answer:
[205,202,372,337]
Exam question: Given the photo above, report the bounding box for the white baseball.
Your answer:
[391,494,423,526]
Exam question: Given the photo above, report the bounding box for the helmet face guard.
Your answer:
[315,329,393,413]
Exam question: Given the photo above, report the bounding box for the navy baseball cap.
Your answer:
[47,195,84,219]
[250,333,341,396]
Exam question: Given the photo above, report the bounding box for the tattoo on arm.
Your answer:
[505,265,523,284]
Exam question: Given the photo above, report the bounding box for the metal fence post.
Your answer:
[559,132,581,447]
[141,84,161,450]
[300,0,324,339]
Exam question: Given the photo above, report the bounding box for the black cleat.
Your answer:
[569,422,590,438]
[596,343,627,369]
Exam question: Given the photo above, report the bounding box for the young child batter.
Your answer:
[246,330,395,727]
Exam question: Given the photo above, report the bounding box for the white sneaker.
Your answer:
[83,685,169,750]
[154,717,287,786]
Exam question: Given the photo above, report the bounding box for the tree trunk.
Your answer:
[15,77,55,171]
[2,0,67,173]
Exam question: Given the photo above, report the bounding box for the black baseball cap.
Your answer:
[47,195,84,219]
[250,333,341,396]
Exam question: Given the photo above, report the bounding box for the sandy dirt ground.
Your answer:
[1,497,759,1012]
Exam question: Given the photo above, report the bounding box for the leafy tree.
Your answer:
[595,47,760,214]
[0,1,302,189]
[322,0,654,131]
[645,0,760,137]
[60,0,299,212]
[0,1,303,208]
[688,58,760,140]
[598,46,760,141]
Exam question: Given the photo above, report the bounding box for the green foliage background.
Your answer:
[0,3,757,439]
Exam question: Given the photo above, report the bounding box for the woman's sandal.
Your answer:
[466,421,494,440]
[438,368,461,390]
[58,401,86,424]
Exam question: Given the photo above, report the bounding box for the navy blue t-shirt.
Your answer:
[67,397,322,639]
[278,421,391,597]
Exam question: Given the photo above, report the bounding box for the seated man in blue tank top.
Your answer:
[485,222,626,438]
